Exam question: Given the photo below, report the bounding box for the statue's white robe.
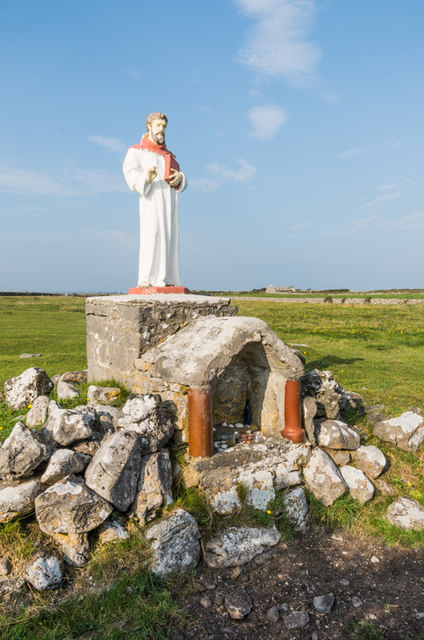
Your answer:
[123,147,187,287]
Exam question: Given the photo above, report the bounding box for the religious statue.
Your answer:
[123,112,187,289]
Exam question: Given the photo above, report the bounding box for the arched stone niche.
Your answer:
[133,316,304,440]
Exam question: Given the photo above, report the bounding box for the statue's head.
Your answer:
[146,112,168,145]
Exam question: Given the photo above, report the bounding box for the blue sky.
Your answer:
[1,0,423,292]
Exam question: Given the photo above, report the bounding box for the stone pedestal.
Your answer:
[86,294,237,389]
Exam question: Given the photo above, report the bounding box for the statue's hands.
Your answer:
[146,166,158,184]
[169,169,183,187]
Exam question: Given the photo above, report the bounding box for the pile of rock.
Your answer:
[1,364,424,596]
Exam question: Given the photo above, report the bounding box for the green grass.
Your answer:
[1,570,191,640]
[349,621,388,640]
[235,299,424,415]
[0,295,87,387]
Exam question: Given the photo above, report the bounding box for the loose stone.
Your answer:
[284,610,310,629]
[200,595,213,609]
[224,591,253,619]
[266,605,280,622]
[313,593,335,614]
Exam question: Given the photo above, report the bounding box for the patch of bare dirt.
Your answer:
[171,528,424,640]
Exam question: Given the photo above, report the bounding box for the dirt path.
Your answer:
[172,528,424,640]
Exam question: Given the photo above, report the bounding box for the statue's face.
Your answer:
[147,118,167,145]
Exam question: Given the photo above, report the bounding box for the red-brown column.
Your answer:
[188,387,213,457]
[281,379,306,444]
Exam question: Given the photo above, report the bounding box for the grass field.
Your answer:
[1,295,424,638]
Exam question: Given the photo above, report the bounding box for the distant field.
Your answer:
[0,295,86,386]
[1,295,424,419]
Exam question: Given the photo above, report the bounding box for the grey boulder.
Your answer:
[204,525,280,568]
[87,385,121,404]
[0,479,44,522]
[85,431,142,511]
[284,487,309,532]
[40,449,89,484]
[0,423,49,480]
[25,555,62,591]
[145,508,201,577]
[340,465,375,504]
[52,532,90,566]
[385,497,424,530]
[374,410,424,452]
[315,419,360,450]
[303,448,348,506]
[4,367,53,409]
[352,445,386,478]
[57,376,80,400]
[26,395,50,428]
[132,449,173,523]
[44,402,95,446]
[118,394,174,453]
[35,474,112,535]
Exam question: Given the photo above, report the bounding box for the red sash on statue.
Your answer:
[130,134,181,188]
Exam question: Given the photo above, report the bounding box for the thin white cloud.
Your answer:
[208,158,257,183]
[362,191,402,210]
[337,147,371,159]
[291,221,310,230]
[88,135,126,154]
[0,161,126,196]
[189,178,220,193]
[127,68,142,80]
[235,0,321,86]
[0,162,70,196]
[379,183,397,191]
[248,105,289,140]
[323,210,424,238]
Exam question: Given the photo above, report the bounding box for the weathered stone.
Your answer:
[85,431,142,511]
[352,445,386,478]
[200,595,212,609]
[117,394,174,453]
[61,370,88,384]
[26,395,50,428]
[183,438,309,515]
[224,591,252,619]
[87,385,121,404]
[284,487,309,533]
[57,377,80,400]
[40,449,89,484]
[93,405,123,431]
[266,605,280,622]
[323,448,351,466]
[303,448,348,506]
[340,465,374,504]
[373,410,424,452]
[145,508,201,577]
[86,294,237,389]
[98,519,129,543]
[316,419,360,450]
[385,497,424,530]
[313,593,335,614]
[0,479,44,522]
[303,396,317,444]
[25,555,62,591]
[204,526,280,568]
[132,450,173,523]
[44,402,95,446]
[35,475,112,535]
[52,532,90,566]
[0,423,49,480]
[284,611,309,629]
[136,315,303,438]
[4,367,53,409]
[0,557,11,577]
[20,353,42,359]
[71,440,100,457]
[302,369,342,419]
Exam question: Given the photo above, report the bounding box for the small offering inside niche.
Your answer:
[213,421,261,452]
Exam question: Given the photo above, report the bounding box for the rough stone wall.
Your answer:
[86,294,237,388]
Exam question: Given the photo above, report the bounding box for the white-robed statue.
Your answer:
[123,112,187,289]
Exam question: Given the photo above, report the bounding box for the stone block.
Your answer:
[86,294,237,388]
